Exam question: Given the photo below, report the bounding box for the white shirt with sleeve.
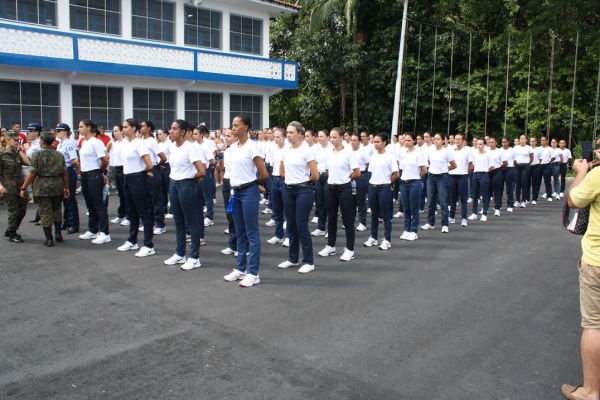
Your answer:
[283,144,315,185]
[539,146,553,164]
[229,140,261,187]
[193,142,209,168]
[487,148,506,169]
[143,137,163,165]
[561,148,572,164]
[530,146,542,165]
[272,143,289,177]
[428,147,455,174]
[121,138,150,174]
[514,144,533,164]
[473,151,490,172]
[79,137,106,172]
[158,140,171,162]
[353,146,370,172]
[325,148,359,185]
[169,141,202,181]
[449,146,473,175]
[223,147,233,180]
[500,147,515,168]
[315,144,331,173]
[400,148,426,180]
[368,150,399,184]
[552,147,561,163]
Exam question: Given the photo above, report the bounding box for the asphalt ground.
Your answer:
[0,191,585,399]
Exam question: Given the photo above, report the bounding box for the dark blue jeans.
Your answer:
[560,163,568,193]
[232,183,261,276]
[427,173,449,227]
[124,171,154,248]
[147,165,165,229]
[419,173,428,211]
[489,169,504,210]
[368,184,393,241]
[195,182,205,239]
[114,165,127,219]
[472,172,490,214]
[159,163,170,215]
[315,173,328,231]
[541,164,553,198]
[202,167,215,220]
[63,166,79,230]
[515,163,531,202]
[552,162,560,194]
[449,174,468,220]
[271,176,286,239]
[81,169,108,234]
[400,180,421,233]
[222,179,237,251]
[283,186,314,265]
[355,172,369,225]
[170,179,200,260]
[327,182,355,251]
[265,164,273,209]
[530,164,542,201]
[503,167,516,207]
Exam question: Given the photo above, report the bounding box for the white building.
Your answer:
[0,0,299,131]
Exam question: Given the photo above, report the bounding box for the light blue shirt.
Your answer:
[26,138,41,158]
[57,138,78,167]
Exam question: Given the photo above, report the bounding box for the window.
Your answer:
[70,0,120,35]
[230,15,262,55]
[132,0,174,43]
[230,94,262,129]
[0,0,57,26]
[72,85,123,129]
[0,80,60,129]
[185,92,222,130]
[133,89,175,131]
[184,6,221,49]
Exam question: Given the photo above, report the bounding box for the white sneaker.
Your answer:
[479,209,484,215]
[311,217,318,224]
[514,201,520,208]
[239,274,260,287]
[406,232,418,241]
[507,207,513,212]
[181,258,201,270]
[379,240,391,250]
[364,237,378,247]
[521,202,526,208]
[461,219,468,227]
[494,209,501,217]
[283,221,287,230]
[421,223,435,230]
[117,241,139,251]
[79,231,98,240]
[164,254,186,265]
[441,226,449,233]
[204,218,214,227]
[200,238,206,246]
[259,198,268,205]
[165,213,173,219]
[153,227,166,235]
[224,228,229,234]
[480,215,487,222]
[448,218,456,224]
[400,231,409,240]
[221,247,235,255]
[120,219,130,226]
[541,193,547,199]
[547,197,553,202]
[282,238,290,247]
[135,246,155,257]
[356,223,366,231]
[560,192,564,198]
[531,200,537,205]
[467,197,473,203]
[262,208,273,214]
[111,217,122,224]
[278,260,299,269]
[340,248,355,261]
[91,233,111,244]
[298,264,315,274]
[224,269,246,281]
[311,229,326,237]
[265,219,276,227]
[367,208,371,214]
[318,245,336,257]
[76,186,82,193]
[139,226,144,232]
[393,211,404,218]
[468,213,478,220]
[267,236,284,245]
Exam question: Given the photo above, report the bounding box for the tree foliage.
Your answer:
[270,0,600,145]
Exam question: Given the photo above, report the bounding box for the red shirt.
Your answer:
[97,134,110,147]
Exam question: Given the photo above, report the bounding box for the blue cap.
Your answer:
[56,123,70,131]
[28,122,42,131]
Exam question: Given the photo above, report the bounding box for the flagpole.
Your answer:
[391,0,409,137]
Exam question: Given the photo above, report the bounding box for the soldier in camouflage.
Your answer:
[0,132,30,242]
[20,132,70,247]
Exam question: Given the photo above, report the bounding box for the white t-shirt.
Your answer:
[193,142,210,167]
[362,142,375,157]
[109,139,125,167]
[500,147,515,168]
[514,144,533,164]
[264,141,275,165]
[487,148,506,169]
[80,137,106,172]
[272,144,288,177]
[449,146,473,175]
[400,148,426,180]
[473,151,490,172]
[325,148,359,185]
[202,139,217,164]
[223,147,232,180]
[158,140,171,162]
[552,147,562,163]
[143,137,163,165]
[539,146,553,164]
[315,143,331,173]
[428,147,455,174]
[169,141,203,181]
[352,146,370,172]
[560,148,572,164]
[229,140,261,187]
[530,146,541,165]
[121,138,150,174]
[368,151,399,184]
[283,144,315,184]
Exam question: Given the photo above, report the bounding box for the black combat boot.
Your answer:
[43,227,54,247]
[54,222,63,242]
[8,231,24,243]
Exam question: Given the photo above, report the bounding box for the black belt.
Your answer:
[231,180,257,192]
[319,172,327,176]
[328,182,351,189]
[272,175,283,180]
[81,169,100,176]
[223,178,230,183]
[370,183,390,188]
[285,181,313,189]
[475,171,487,174]
[114,166,123,171]
[401,179,419,184]
[126,171,146,177]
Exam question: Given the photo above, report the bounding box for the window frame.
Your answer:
[0,79,60,130]
[229,14,262,55]
[69,0,121,36]
[131,0,174,43]
[72,85,123,130]
[183,5,221,50]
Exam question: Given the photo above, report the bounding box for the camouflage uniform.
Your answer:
[29,148,66,228]
[0,147,27,232]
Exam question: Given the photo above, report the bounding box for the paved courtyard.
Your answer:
[0,194,584,399]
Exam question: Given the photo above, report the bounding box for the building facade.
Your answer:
[0,0,299,131]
